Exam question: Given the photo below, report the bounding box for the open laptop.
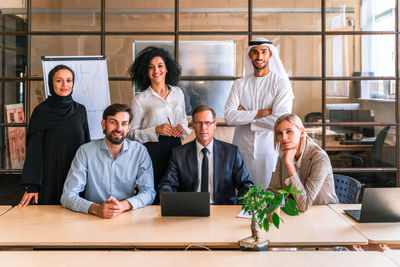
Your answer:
[344,188,400,223]
[160,192,210,217]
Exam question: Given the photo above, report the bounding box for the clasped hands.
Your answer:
[237,105,271,120]
[89,196,132,219]
[156,123,184,137]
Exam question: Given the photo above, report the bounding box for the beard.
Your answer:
[252,59,269,70]
[254,64,267,70]
[105,130,126,145]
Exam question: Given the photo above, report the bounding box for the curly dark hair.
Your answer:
[128,46,181,92]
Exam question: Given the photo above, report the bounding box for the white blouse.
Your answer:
[128,85,191,143]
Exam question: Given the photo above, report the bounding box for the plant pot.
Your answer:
[238,213,270,251]
[238,236,270,251]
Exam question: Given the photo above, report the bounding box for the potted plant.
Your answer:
[238,184,300,251]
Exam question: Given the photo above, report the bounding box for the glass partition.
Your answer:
[1,82,25,116]
[29,81,46,115]
[31,0,101,32]
[30,35,101,77]
[327,125,395,169]
[105,0,174,32]
[326,34,395,77]
[253,0,321,31]
[0,35,27,77]
[327,0,395,32]
[0,2,27,32]
[326,0,359,32]
[179,0,247,31]
[1,0,399,185]
[179,80,233,117]
[180,35,248,77]
[360,0,395,31]
[253,35,322,77]
[326,81,396,122]
[293,81,322,122]
[109,81,133,106]
[179,41,236,77]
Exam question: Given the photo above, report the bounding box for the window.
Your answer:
[0,0,398,188]
[360,0,396,100]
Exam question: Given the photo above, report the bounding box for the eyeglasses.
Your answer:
[192,121,215,127]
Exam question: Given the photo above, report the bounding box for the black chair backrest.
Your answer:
[304,112,322,123]
[371,126,390,163]
[333,174,362,204]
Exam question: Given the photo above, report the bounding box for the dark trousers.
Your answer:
[144,135,181,204]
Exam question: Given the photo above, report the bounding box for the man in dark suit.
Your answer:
[158,105,254,204]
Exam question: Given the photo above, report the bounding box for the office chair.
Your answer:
[331,126,392,186]
[334,174,362,204]
[360,126,394,187]
[369,126,391,167]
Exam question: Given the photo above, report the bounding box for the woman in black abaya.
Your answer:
[19,65,90,206]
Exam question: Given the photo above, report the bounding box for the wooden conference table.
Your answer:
[0,251,397,267]
[0,205,367,249]
[329,204,400,246]
[0,205,11,216]
[384,250,400,267]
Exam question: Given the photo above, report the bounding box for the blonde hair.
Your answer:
[273,113,309,151]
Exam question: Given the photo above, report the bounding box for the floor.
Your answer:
[0,174,25,206]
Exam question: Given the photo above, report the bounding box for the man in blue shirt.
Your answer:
[61,104,155,218]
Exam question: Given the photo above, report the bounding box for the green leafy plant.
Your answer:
[239,184,301,243]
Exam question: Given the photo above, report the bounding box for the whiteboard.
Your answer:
[42,56,111,140]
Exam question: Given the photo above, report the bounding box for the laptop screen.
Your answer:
[358,188,400,223]
[160,192,210,217]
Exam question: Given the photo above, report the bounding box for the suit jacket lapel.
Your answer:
[187,140,199,191]
[213,139,220,197]
[300,140,312,183]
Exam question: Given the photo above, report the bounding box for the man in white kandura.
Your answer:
[224,37,294,187]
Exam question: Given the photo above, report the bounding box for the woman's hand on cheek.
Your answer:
[283,148,297,165]
[283,148,297,177]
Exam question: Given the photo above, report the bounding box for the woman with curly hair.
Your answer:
[128,46,190,203]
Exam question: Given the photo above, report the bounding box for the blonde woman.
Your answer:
[268,113,339,212]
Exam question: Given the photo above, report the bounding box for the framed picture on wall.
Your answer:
[4,104,25,169]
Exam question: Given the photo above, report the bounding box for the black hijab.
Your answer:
[27,65,79,136]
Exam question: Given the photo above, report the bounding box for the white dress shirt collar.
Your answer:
[195,139,214,203]
[195,139,214,156]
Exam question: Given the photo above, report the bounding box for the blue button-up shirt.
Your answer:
[61,138,155,214]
